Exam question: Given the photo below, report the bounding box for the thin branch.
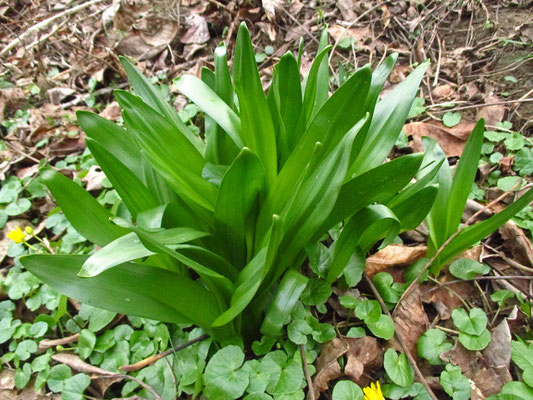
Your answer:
[300,344,315,400]
[93,374,164,400]
[364,274,439,400]
[1,0,106,57]
[430,98,533,114]
[119,333,209,372]
[424,275,533,294]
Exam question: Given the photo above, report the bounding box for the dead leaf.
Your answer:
[46,87,76,105]
[99,101,122,121]
[52,353,118,376]
[337,0,357,20]
[499,220,533,267]
[39,333,80,351]
[262,0,281,20]
[497,156,514,173]
[344,336,383,385]
[181,14,210,44]
[422,271,474,319]
[366,244,427,278]
[483,319,511,368]
[471,367,512,399]
[477,95,505,127]
[0,369,15,390]
[328,25,370,44]
[441,340,480,375]
[313,338,348,393]
[82,165,106,192]
[406,120,477,157]
[391,283,429,358]
[431,84,456,100]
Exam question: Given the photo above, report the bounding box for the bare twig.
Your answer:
[39,333,80,351]
[430,98,533,114]
[119,333,209,372]
[424,275,533,294]
[1,0,106,57]
[300,344,315,400]
[93,374,165,400]
[364,274,439,400]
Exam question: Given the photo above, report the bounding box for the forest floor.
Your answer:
[1,0,533,399]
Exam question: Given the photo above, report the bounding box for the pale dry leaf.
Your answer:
[52,353,118,376]
[476,95,505,127]
[39,333,80,351]
[366,244,427,278]
[440,340,480,375]
[406,120,476,157]
[337,0,357,20]
[81,165,106,192]
[181,14,209,44]
[483,319,511,369]
[344,336,383,383]
[328,25,370,44]
[313,338,348,393]
[431,84,456,100]
[391,283,429,358]
[499,220,533,267]
[99,101,122,121]
[262,0,281,20]
[0,369,15,390]
[422,271,474,319]
[471,367,512,399]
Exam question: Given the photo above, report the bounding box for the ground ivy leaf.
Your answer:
[458,329,491,350]
[311,322,336,343]
[367,314,395,340]
[339,295,359,309]
[498,381,533,398]
[244,394,273,400]
[78,329,96,359]
[451,308,487,336]
[417,329,453,365]
[497,176,523,192]
[78,304,116,331]
[384,349,414,387]
[6,198,31,216]
[269,359,304,395]
[374,272,404,304]
[252,336,276,356]
[287,319,312,345]
[491,290,515,307]
[205,345,249,399]
[15,363,32,389]
[449,258,490,280]
[440,363,471,400]
[62,373,91,400]
[242,359,270,394]
[300,278,331,306]
[355,300,381,323]
[442,112,462,127]
[511,341,533,372]
[29,321,48,338]
[47,364,72,392]
[15,339,38,361]
[332,380,363,400]
[346,327,366,338]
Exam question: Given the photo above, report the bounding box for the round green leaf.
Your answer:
[355,300,381,323]
[452,308,487,336]
[367,314,395,340]
[205,345,249,399]
[522,366,533,387]
[287,319,312,345]
[29,321,49,338]
[346,327,366,338]
[300,278,332,306]
[458,329,491,351]
[384,349,414,387]
[62,373,91,400]
[332,380,364,400]
[417,329,453,365]
[497,176,523,192]
[440,364,471,400]
[442,112,462,127]
[47,364,72,392]
[78,329,96,359]
[490,290,515,307]
[373,272,404,304]
[15,340,38,361]
[6,198,31,216]
[499,381,533,398]
[449,258,490,280]
[15,363,32,389]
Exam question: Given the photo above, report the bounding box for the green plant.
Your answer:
[418,120,533,275]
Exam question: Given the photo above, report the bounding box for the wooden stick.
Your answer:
[300,344,316,400]
[119,333,209,372]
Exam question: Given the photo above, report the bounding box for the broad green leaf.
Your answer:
[491,290,515,307]
[62,374,91,400]
[215,148,264,267]
[440,364,471,400]
[20,255,220,328]
[119,56,204,153]
[301,45,331,125]
[451,308,487,336]
[390,185,438,231]
[498,382,533,399]
[442,112,462,127]
[367,314,395,340]
[304,28,330,121]
[355,300,381,322]
[446,119,484,237]
[449,258,490,280]
[332,380,364,400]
[15,364,31,389]
[261,270,308,337]
[175,75,243,148]
[384,349,414,388]
[350,60,429,175]
[365,53,398,113]
[458,329,491,351]
[41,169,127,247]
[205,345,248,400]
[86,139,159,218]
[233,23,277,188]
[373,272,404,305]
[78,329,96,359]
[511,341,533,372]
[417,329,452,365]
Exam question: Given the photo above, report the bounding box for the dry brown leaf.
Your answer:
[483,319,511,368]
[181,14,210,44]
[38,333,80,351]
[344,336,383,386]
[262,0,281,20]
[337,0,357,20]
[499,220,533,267]
[441,340,480,375]
[471,367,512,399]
[313,338,348,393]
[52,353,118,376]
[391,283,429,358]
[477,95,505,127]
[99,101,122,121]
[406,122,466,157]
[328,25,370,44]
[422,271,474,319]
[0,369,15,390]
[431,84,456,100]
[366,244,427,278]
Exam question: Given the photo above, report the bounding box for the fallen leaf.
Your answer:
[82,165,106,192]
[422,271,474,319]
[344,336,383,386]
[483,319,511,368]
[46,87,76,105]
[52,353,118,376]
[440,340,480,375]
[406,121,466,157]
[313,338,347,393]
[391,283,429,358]
[477,95,505,127]
[99,101,122,121]
[39,333,80,351]
[0,369,15,390]
[328,25,370,44]
[471,367,512,399]
[431,84,457,100]
[181,14,210,44]
[499,220,533,267]
[366,244,427,278]
[262,0,281,20]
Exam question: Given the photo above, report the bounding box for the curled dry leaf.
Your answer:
[391,283,429,358]
[499,220,533,267]
[440,340,480,376]
[422,271,474,319]
[366,244,427,278]
[476,95,505,127]
[431,84,457,101]
[471,367,512,400]
[328,25,370,45]
[312,336,383,393]
[181,14,210,44]
[483,319,511,369]
[52,352,118,376]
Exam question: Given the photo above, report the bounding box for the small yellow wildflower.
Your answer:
[363,381,385,400]
[7,226,25,243]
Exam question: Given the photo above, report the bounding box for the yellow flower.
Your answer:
[363,381,385,400]
[7,226,25,243]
